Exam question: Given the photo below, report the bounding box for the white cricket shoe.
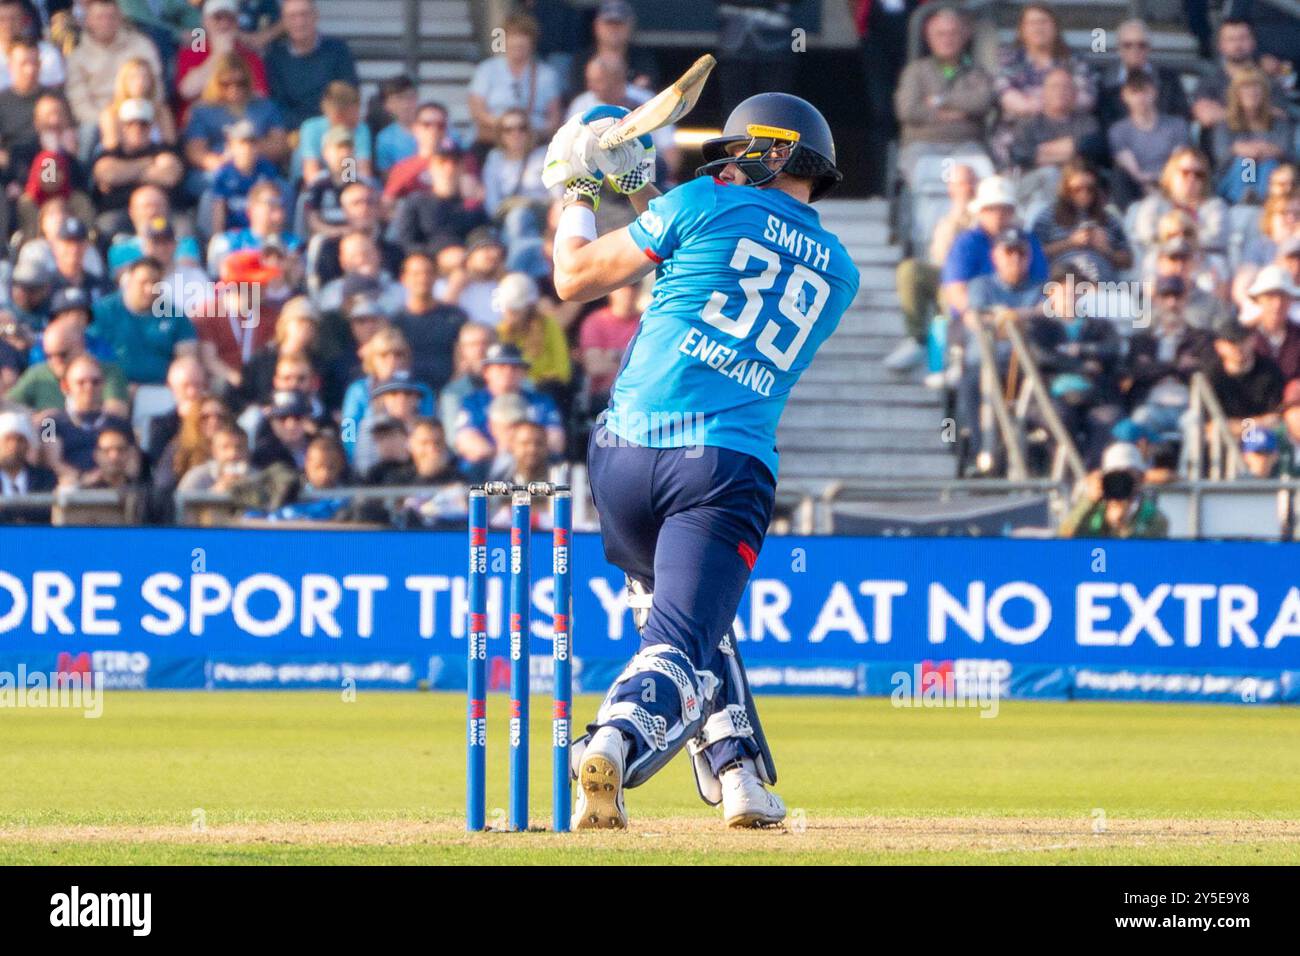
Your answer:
[721,758,787,828]
[572,727,628,830]
[883,337,924,372]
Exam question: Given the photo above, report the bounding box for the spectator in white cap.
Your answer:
[1060,441,1168,538]
[99,56,176,152]
[1247,265,1300,381]
[940,175,1048,319]
[494,271,570,398]
[0,409,56,523]
[93,105,185,240]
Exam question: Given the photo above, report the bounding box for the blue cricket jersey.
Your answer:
[612,176,860,478]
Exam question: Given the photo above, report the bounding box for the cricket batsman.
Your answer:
[543,92,860,828]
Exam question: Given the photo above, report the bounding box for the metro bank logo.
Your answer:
[56,652,91,685]
[919,660,956,694]
[57,651,149,689]
[470,527,487,546]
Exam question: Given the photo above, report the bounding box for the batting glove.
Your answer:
[542,106,655,204]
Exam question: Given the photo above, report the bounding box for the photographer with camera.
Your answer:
[1060,440,1168,538]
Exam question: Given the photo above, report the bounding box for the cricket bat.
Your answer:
[596,54,717,149]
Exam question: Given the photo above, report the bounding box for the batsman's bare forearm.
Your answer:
[553,198,656,303]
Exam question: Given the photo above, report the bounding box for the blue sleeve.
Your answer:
[940,232,974,285]
[184,107,219,150]
[535,394,562,429]
[253,97,285,133]
[210,166,235,199]
[625,178,717,263]
[354,123,373,162]
[298,118,324,161]
[340,379,368,452]
[1029,238,1049,283]
[458,393,489,436]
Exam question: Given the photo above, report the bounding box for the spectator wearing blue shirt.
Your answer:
[106,185,202,276]
[89,256,198,386]
[339,327,433,462]
[209,118,284,234]
[374,74,419,176]
[941,175,1048,320]
[454,342,563,476]
[297,80,372,185]
[182,52,289,178]
[955,228,1047,473]
[207,178,300,276]
[264,0,357,131]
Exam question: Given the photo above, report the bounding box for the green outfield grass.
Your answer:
[1,692,1298,864]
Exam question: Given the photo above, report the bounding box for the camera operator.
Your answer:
[1060,441,1169,538]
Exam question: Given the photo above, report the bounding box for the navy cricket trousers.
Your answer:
[586,424,776,774]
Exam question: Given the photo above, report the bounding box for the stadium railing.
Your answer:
[1184,371,1248,481]
[968,313,1088,487]
[0,489,137,525]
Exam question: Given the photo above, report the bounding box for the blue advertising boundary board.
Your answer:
[0,527,1298,704]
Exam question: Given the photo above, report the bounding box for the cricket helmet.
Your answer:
[697,92,842,201]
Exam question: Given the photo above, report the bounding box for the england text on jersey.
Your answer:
[678,327,777,396]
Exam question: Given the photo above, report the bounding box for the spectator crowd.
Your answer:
[2,1,1298,536]
[0,0,658,528]
[887,5,1300,527]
